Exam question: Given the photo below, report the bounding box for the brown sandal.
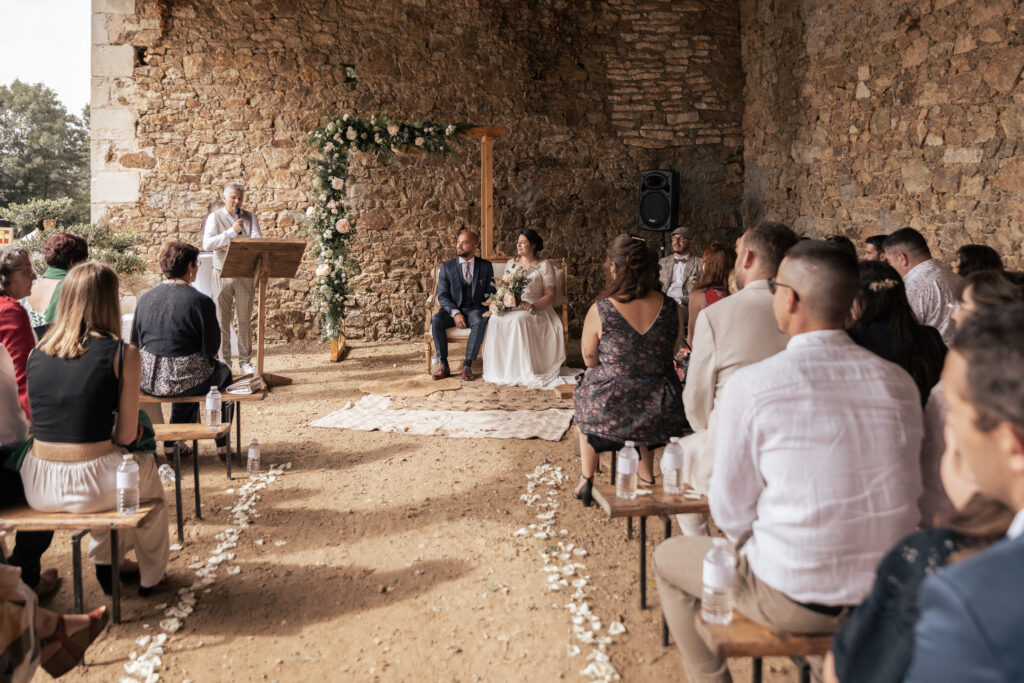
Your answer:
[41,606,109,677]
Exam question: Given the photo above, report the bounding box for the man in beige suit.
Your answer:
[658,226,702,333]
[677,221,798,535]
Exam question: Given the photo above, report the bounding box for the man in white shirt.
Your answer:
[654,241,923,683]
[883,227,956,345]
[658,226,702,325]
[676,221,797,535]
[202,182,263,375]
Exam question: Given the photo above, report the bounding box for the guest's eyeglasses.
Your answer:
[767,278,800,301]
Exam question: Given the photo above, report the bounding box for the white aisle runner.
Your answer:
[310,394,574,441]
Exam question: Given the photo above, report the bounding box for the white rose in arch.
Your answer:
[387,124,400,136]
[316,263,331,278]
[335,218,351,234]
[346,126,358,140]
[305,206,315,217]
[414,137,425,147]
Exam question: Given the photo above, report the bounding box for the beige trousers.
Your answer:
[20,450,170,588]
[212,270,254,365]
[653,536,847,683]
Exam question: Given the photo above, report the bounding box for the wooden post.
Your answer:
[481,134,494,258]
[461,127,506,259]
[256,254,269,375]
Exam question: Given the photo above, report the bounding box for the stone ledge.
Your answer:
[92,0,135,15]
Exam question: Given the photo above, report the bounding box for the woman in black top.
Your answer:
[131,241,233,455]
[847,260,946,405]
[21,262,169,595]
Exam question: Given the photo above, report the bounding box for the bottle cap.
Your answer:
[624,440,635,448]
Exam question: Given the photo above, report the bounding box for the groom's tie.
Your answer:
[463,261,472,284]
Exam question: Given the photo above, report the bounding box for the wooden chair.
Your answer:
[695,611,832,683]
[423,258,571,372]
[0,502,164,624]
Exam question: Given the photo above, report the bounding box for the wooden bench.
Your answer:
[139,390,268,477]
[591,482,711,646]
[152,423,230,544]
[695,611,832,683]
[423,257,572,372]
[0,502,164,624]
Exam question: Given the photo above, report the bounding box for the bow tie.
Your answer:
[674,257,687,264]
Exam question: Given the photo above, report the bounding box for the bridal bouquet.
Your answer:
[484,264,540,316]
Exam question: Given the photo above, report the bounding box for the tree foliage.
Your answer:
[0,197,73,228]
[0,81,89,224]
[18,221,147,276]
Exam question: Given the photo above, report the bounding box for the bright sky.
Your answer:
[0,0,91,114]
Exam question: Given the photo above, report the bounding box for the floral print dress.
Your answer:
[574,294,685,444]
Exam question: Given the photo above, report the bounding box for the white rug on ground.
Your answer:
[310,394,574,441]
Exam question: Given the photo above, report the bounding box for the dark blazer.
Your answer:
[904,531,1024,682]
[436,257,495,314]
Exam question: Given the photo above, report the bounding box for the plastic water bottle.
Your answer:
[157,463,176,484]
[616,441,639,500]
[702,538,736,625]
[206,387,222,427]
[116,454,140,514]
[661,437,685,494]
[247,439,261,474]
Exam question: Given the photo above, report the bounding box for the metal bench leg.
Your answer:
[662,515,672,646]
[193,439,201,520]
[800,662,811,683]
[173,443,184,543]
[610,450,617,486]
[627,516,633,540]
[110,529,121,624]
[639,515,647,609]
[72,530,87,614]
[752,657,763,683]
[225,401,234,479]
[236,402,243,468]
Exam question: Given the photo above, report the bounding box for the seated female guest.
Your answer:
[0,246,38,419]
[847,260,946,404]
[131,241,232,457]
[21,262,170,596]
[573,235,686,504]
[21,232,88,338]
[951,243,1002,277]
[685,242,736,347]
[482,229,565,389]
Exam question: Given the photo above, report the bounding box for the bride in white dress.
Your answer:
[482,230,566,389]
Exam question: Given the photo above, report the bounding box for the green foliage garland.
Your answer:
[303,114,472,341]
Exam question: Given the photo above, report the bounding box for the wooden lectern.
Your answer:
[221,238,307,388]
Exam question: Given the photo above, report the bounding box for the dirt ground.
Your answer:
[43,340,806,682]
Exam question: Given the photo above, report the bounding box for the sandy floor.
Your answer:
[42,341,805,682]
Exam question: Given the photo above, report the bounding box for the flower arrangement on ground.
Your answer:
[303,114,473,342]
[484,263,540,317]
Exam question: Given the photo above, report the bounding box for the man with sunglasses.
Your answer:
[655,241,923,683]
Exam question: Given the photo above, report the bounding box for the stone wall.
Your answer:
[91,0,744,342]
[741,0,1024,266]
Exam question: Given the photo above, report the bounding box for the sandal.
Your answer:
[639,476,656,488]
[573,475,594,507]
[41,606,109,677]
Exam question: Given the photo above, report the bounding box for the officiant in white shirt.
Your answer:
[201,182,263,375]
[658,226,702,334]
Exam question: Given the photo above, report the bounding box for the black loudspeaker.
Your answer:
[637,169,678,232]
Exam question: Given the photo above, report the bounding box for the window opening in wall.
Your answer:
[134,46,148,66]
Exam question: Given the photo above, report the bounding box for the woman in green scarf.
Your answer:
[21,233,88,337]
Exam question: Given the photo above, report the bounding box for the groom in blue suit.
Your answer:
[430,230,496,381]
[904,302,1024,682]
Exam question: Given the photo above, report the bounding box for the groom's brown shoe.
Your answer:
[461,366,475,381]
[432,364,451,380]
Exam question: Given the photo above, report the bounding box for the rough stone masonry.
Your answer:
[91,0,1022,343]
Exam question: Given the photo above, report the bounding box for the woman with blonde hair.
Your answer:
[20,262,169,596]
